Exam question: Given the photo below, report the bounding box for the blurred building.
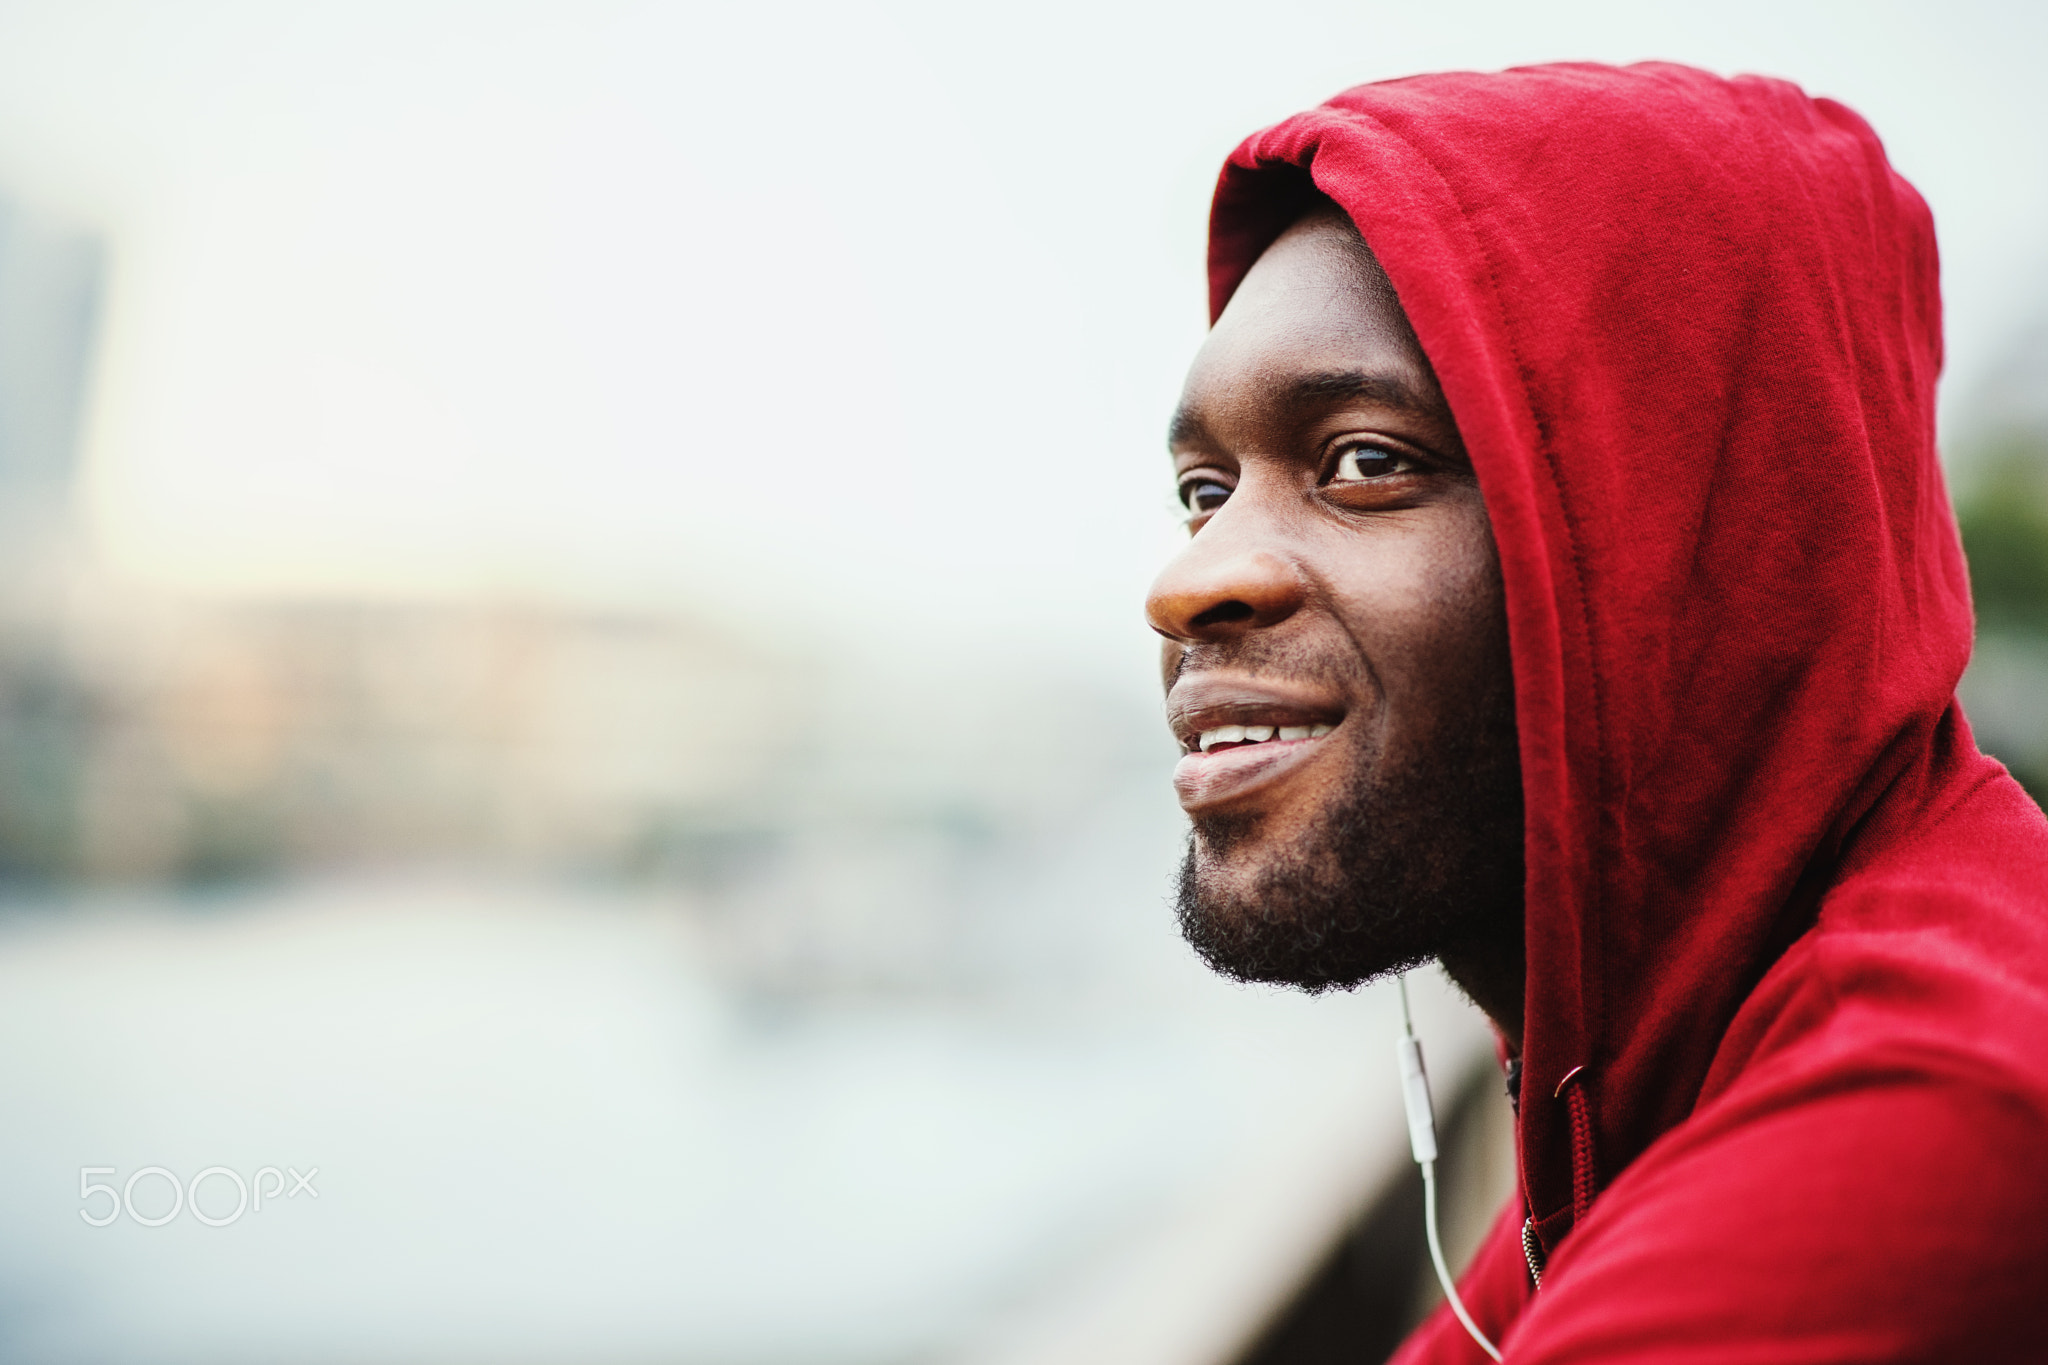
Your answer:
[0,194,103,881]
[58,595,812,884]
[0,194,100,582]
[7,571,1161,993]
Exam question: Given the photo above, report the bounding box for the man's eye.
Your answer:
[1330,445,1417,481]
[1180,479,1233,512]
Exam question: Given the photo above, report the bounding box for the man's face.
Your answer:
[1149,208,1523,992]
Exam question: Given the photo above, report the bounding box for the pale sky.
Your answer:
[0,0,2042,683]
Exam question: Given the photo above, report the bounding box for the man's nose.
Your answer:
[1145,517,1308,644]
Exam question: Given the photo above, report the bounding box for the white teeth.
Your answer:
[1199,724,1245,752]
[1197,722,1337,752]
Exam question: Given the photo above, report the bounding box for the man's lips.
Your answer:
[1166,674,1346,813]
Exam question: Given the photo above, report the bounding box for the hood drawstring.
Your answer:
[1557,1065,1599,1228]
[1521,1066,1596,1292]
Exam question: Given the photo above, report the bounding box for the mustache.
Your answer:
[1167,635,1359,693]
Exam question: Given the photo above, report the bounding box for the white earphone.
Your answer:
[1397,972,1504,1361]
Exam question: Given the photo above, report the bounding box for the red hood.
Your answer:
[1206,63,1972,1246]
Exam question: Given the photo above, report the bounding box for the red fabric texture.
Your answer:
[1206,63,2048,1360]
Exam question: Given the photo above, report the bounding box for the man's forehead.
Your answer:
[1171,215,1441,445]
[1223,210,1406,332]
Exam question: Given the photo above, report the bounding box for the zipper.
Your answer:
[1521,1216,1545,1290]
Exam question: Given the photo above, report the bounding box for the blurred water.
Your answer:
[0,865,1485,1365]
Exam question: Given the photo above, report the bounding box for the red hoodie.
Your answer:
[1207,63,2048,1362]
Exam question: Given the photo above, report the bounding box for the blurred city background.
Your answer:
[0,2,2042,1363]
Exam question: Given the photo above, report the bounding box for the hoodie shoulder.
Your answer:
[1502,1061,2048,1362]
[1507,767,2048,1361]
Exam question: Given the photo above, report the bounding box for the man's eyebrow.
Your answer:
[1167,406,1207,450]
[1284,368,1437,415]
[1167,367,1440,451]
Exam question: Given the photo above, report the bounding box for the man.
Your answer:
[1149,63,2048,1361]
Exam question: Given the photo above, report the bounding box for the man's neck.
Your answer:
[1438,935,1526,1054]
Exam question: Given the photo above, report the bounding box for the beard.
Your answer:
[1175,685,1523,994]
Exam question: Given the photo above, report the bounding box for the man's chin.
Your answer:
[1175,836,1433,993]
[1172,722,1523,994]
